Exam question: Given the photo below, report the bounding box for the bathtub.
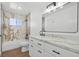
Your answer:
[2,39,29,52]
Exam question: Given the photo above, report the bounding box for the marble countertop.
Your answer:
[30,34,79,54]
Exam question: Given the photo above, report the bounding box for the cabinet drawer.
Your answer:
[34,40,44,49]
[29,37,35,44]
[29,37,44,49]
[35,48,44,57]
[29,43,44,57]
[44,43,79,57]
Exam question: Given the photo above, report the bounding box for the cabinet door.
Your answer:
[29,44,36,57]
[44,42,79,57]
[29,37,37,57]
[29,37,45,49]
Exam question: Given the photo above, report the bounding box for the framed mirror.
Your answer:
[42,2,78,33]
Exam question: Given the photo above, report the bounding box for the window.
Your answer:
[9,18,22,28]
[16,19,22,28]
[9,18,16,25]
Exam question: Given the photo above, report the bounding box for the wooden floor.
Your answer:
[2,48,30,57]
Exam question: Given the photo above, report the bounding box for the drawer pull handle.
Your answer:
[52,50,60,55]
[38,43,42,46]
[38,50,42,53]
[31,45,33,47]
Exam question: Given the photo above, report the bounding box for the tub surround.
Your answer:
[2,39,29,52]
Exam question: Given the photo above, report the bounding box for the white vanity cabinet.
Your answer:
[29,37,79,57]
[29,37,55,57]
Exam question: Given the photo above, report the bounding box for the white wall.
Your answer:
[29,3,50,34]
[30,10,42,34]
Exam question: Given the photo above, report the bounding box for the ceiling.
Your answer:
[2,2,51,16]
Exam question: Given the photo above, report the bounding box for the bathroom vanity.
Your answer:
[29,35,79,57]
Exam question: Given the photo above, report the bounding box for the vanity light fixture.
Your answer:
[57,2,66,9]
[43,2,68,14]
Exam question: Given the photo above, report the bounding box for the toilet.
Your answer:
[19,40,29,52]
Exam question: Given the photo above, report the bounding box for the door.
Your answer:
[0,3,4,56]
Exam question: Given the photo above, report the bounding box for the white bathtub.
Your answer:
[2,39,29,52]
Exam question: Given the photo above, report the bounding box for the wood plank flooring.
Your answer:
[2,48,30,57]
